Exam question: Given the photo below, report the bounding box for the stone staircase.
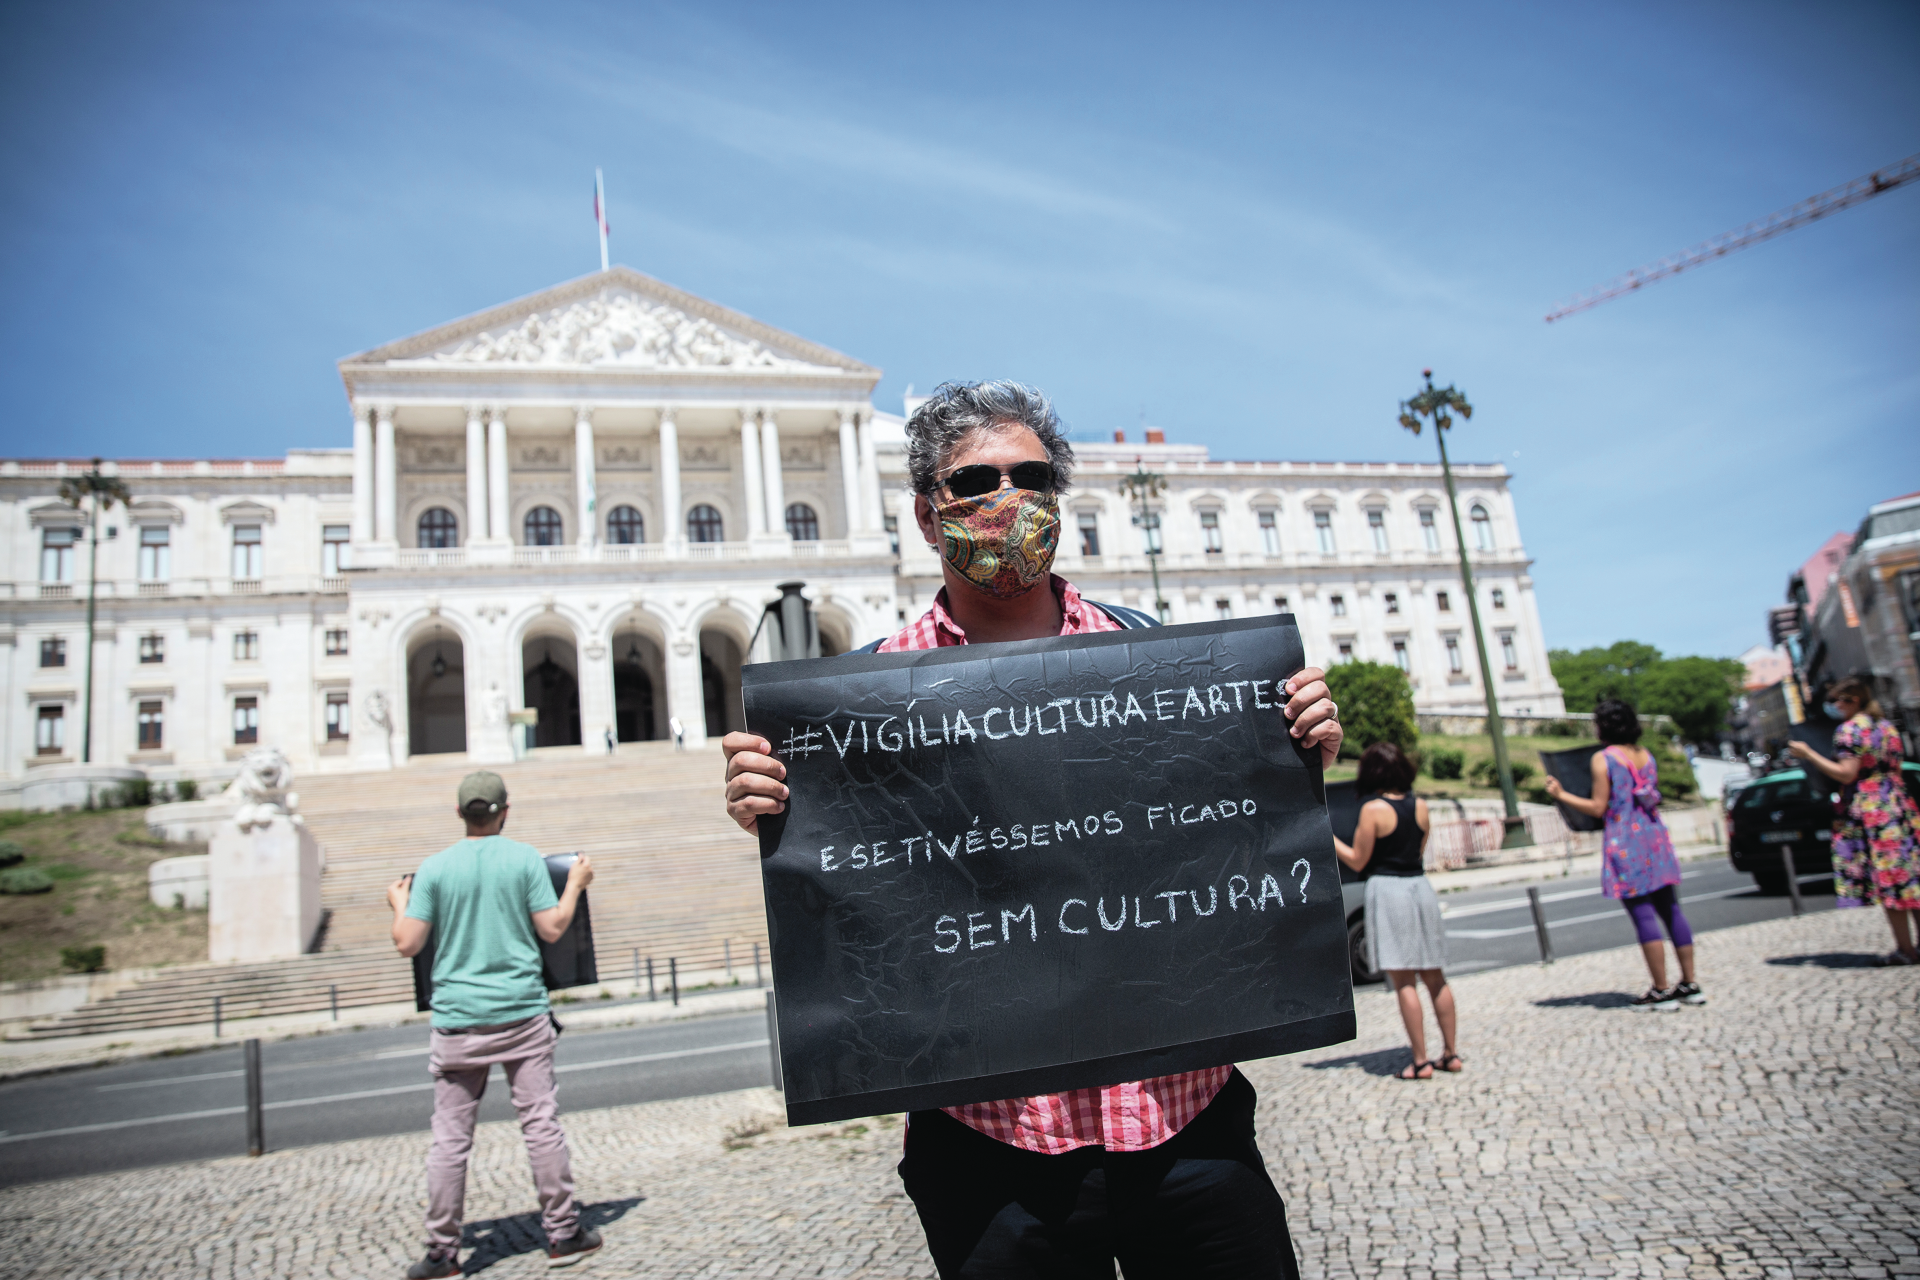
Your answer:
[16,745,767,1038]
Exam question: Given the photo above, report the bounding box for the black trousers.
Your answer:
[897,1069,1299,1279]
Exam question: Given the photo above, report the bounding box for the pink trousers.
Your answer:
[425,1014,578,1252]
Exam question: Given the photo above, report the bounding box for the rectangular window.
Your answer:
[137,700,164,750]
[1419,508,1439,552]
[1445,635,1464,674]
[1200,511,1223,555]
[1141,512,1162,555]
[1337,641,1355,663]
[884,515,900,558]
[1491,588,1506,609]
[1368,509,1388,553]
[231,525,263,580]
[1500,631,1519,671]
[324,629,349,657]
[1330,594,1347,617]
[1258,511,1280,556]
[321,525,350,576]
[138,526,171,581]
[1215,598,1232,620]
[41,528,77,583]
[233,696,259,745]
[1393,639,1410,672]
[39,638,65,668]
[1272,596,1289,612]
[1384,592,1399,614]
[234,631,259,661]
[1077,512,1101,558]
[325,691,350,741]
[1313,510,1335,555]
[139,634,164,664]
[36,705,65,755]
[1436,590,1451,612]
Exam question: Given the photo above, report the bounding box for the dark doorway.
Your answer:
[522,639,581,747]
[614,656,655,742]
[698,629,745,738]
[408,632,467,755]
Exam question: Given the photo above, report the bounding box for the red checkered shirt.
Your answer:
[879,576,1233,1153]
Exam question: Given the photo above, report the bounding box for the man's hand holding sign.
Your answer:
[722,382,1342,1280]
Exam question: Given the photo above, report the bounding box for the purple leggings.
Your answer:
[1623,884,1692,947]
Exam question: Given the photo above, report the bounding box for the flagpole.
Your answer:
[595,168,609,272]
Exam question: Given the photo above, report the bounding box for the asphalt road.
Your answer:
[0,855,1827,1187]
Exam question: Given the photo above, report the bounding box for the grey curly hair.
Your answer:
[905,381,1075,496]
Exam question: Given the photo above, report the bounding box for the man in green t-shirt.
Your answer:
[385,771,600,1278]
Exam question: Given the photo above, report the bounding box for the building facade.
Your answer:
[3,269,1561,786]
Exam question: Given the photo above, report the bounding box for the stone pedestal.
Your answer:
[208,816,323,963]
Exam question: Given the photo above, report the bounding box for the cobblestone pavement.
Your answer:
[3,909,1915,1279]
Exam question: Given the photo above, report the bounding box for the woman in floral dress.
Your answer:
[1788,677,1920,965]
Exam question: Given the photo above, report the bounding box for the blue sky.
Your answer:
[2,1,1915,660]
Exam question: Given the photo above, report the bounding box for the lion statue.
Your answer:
[224,746,303,832]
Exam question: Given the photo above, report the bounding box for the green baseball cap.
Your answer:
[457,771,508,817]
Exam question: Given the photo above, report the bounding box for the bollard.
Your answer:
[725,939,733,981]
[244,1038,264,1157]
[766,990,783,1091]
[631,947,639,992]
[1526,886,1555,964]
[646,956,656,1002]
[753,942,763,989]
[329,984,338,1022]
[1782,847,1804,917]
[669,957,679,1006]
[214,994,223,1038]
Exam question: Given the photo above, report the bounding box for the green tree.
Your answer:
[1641,655,1746,743]
[1548,641,1663,711]
[1323,661,1418,760]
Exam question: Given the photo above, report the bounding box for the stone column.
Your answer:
[838,409,862,538]
[351,404,375,544]
[658,409,683,550]
[464,407,488,542]
[373,406,397,543]
[574,406,597,546]
[857,412,882,532]
[487,408,510,544]
[739,409,766,537]
[578,636,614,756]
[761,409,788,539]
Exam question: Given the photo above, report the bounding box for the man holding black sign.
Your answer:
[385,772,601,1277]
[724,382,1343,1279]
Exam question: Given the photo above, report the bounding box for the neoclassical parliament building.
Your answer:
[3,268,1563,788]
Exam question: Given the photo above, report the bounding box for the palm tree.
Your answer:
[57,459,131,764]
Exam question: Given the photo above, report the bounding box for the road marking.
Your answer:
[1440,869,1720,921]
[1,1040,770,1145]
[1446,883,1770,938]
[98,1069,244,1092]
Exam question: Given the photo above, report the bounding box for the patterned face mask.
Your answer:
[933,486,1060,599]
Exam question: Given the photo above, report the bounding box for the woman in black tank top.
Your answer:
[1332,743,1463,1080]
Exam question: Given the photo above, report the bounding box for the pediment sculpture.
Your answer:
[426,290,817,371]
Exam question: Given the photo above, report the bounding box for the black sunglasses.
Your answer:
[936,461,1056,500]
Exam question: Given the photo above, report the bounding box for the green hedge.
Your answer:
[0,867,54,894]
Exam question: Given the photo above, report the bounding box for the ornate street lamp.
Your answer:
[1398,372,1531,848]
[1119,458,1168,623]
[57,459,131,765]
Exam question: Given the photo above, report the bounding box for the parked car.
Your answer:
[1326,780,1376,984]
[1726,760,1920,893]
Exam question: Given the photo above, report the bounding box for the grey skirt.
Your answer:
[1365,874,1448,972]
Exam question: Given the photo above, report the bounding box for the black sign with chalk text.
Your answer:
[743,614,1355,1127]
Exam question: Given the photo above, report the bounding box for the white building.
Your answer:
[3,268,1561,786]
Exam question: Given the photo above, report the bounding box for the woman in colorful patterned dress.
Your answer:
[1545,699,1705,1011]
[1787,677,1920,966]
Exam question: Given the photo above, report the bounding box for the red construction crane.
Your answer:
[1545,153,1920,323]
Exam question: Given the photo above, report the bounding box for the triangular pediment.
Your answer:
[343,267,873,377]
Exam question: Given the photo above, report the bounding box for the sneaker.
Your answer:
[405,1251,460,1279]
[546,1226,602,1268]
[1629,986,1680,1012]
[1674,980,1707,1006]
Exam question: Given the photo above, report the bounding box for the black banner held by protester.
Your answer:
[743,614,1355,1127]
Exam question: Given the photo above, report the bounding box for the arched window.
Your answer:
[687,504,724,544]
[524,506,564,546]
[1470,504,1493,552]
[607,505,645,545]
[785,502,819,542]
[418,507,458,549]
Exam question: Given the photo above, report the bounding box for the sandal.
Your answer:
[1435,1052,1465,1073]
[1397,1058,1434,1080]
